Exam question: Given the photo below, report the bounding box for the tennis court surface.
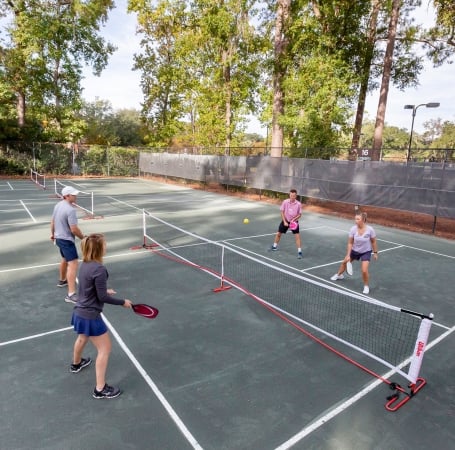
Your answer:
[1,177,454,450]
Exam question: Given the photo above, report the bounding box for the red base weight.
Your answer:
[213,285,232,292]
[385,377,426,412]
[143,243,159,249]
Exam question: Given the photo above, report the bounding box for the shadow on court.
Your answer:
[0,178,454,450]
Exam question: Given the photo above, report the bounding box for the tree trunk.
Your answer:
[270,0,290,158]
[222,48,232,152]
[17,91,26,128]
[372,0,402,160]
[351,0,381,160]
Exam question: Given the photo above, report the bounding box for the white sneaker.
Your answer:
[330,274,344,281]
[363,286,370,294]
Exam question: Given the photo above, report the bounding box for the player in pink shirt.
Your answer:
[269,189,303,259]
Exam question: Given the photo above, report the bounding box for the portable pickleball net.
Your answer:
[134,208,434,411]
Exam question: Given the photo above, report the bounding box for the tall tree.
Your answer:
[0,0,115,141]
[131,0,190,146]
[350,0,382,160]
[132,0,262,148]
[263,0,372,156]
[269,0,290,156]
[367,0,455,159]
[372,0,402,159]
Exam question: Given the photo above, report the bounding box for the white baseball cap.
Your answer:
[61,186,79,196]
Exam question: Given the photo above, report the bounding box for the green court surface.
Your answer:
[1,177,454,450]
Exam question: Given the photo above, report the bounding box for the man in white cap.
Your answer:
[50,186,85,303]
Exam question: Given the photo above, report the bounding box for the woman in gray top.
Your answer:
[330,212,378,295]
[70,233,132,399]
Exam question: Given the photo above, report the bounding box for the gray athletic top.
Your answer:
[52,200,78,242]
[74,261,125,320]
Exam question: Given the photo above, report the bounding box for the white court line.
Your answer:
[275,323,455,449]
[326,225,455,259]
[102,314,203,450]
[302,245,404,272]
[379,238,455,259]
[0,314,202,448]
[223,225,327,243]
[107,196,143,211]
[20,200,37,223]
[8,181,13,190]
[0,249,150,274]
[223,240,302,274]
[0,326,72,347]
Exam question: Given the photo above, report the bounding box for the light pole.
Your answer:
[404,102,440,161]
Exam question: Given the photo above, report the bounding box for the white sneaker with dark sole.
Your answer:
[363,286,370,294]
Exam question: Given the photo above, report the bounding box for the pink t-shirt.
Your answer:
[280,199,302,222]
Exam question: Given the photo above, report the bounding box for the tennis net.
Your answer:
[139,210,433,390]
[30,168,46,189]
[53,178,95,217]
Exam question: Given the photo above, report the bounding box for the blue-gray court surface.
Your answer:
[0,177,454,450]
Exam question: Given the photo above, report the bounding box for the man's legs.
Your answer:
[273,231,282,246]
[59,258,68,282]
[66,259,78,296]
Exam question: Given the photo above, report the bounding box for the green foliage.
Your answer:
[423,0,455,65]
[430,121,455,149]
[132,0,263,147]
[0,155,28,174]
[0,0,116,141]
[360,119,409,151]
[78,146,139,176]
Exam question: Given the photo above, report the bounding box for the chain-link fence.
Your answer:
[2,142,454,220]
[139,152,455,220]
[0,142,139,176]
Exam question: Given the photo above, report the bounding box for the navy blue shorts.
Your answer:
[71,312,108,337]
[350,250,372,262]
[278,220,299,234]
[56,238,78,262]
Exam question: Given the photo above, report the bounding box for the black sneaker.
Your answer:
[70,357,92,373]
[57,279,68,288]
[65,293,78,304]
[93,384,121,399]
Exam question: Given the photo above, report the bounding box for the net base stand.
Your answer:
[130,243,159,250]
[385,377,426,412]
[213,280,232,292]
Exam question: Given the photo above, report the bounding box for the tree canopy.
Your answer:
[0,0,454,157]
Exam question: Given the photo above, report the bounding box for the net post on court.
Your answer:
[30,168,46,189]
[135,208,434,411]
[384,312,433,411]
[53,178,96,219]
[130,209,159,250]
